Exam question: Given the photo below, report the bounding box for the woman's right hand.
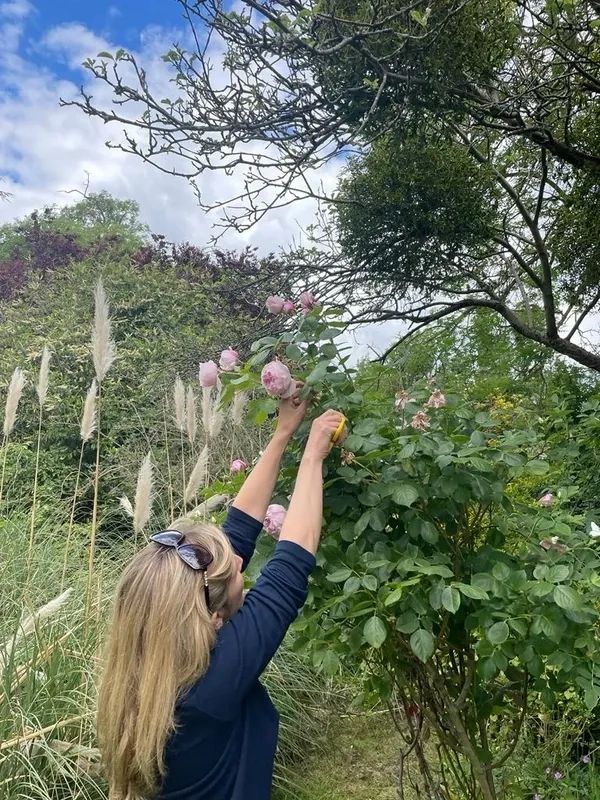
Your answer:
[304,409,345,461]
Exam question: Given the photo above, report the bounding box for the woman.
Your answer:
[97,387,344,800]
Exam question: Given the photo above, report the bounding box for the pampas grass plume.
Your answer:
[92,280,115,383]
[0,588,72,671]
[209,390,225,439]
[173,376,186,432]
[3,367,26,437]
[119,495,134,518]
[133,452,153,534]
[186,385,197,444]
[36,346,51,408]
[202,385,212,432]
[231,391,248,427]
[184,444,209,503]
[80,379,98,442]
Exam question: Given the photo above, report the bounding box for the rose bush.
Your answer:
[216,308,600,800]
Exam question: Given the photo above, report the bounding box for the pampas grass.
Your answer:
[173,375,187,512]
[133,451,153,541]
[61,379,98,591]
[231,390,248,427]
[0,588,72,673]
[173,376,186,432]
[92,281,115,383]
[0,366,26,507]
[202,384,212,432]
[209,387,226,440]
[186,385,197,446]
[184,444,209,504]
[28,348,52,575]
[119,496,134,518]
[86,281,115,619]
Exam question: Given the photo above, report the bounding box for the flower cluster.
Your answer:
[395,385,447,432]
[198,347,240,387]
[265,291,319,316]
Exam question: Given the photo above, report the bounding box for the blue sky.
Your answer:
[0,0,403,356]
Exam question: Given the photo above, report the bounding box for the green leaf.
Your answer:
[97,50,114,59]
[527,459,550,475]
[553,585,581,610]
[364,616,387,648]
[321,650,340,676]
[456,583,489,600]
[343,576,361,594]
[395,611,419,633]
[306,360,329,385]
[384,587,404,606]
[548,565,570,583]
[442,587,461,614]
[487,621,509,645]
[361,574,378,592]
[392,484,419,507]
[492,562,511,581]
[410,629,435,662]
[327,568,352,583]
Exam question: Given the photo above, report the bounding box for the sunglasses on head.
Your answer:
[150,530,213,608]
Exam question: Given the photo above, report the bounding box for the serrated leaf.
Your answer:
[321,650,340,676]
[362,574,378,592]
[487,621,509,645]
[392,484,419,507]
[395,611,419,633]
[327,568,352,583]
[492,562,511,581]
[364,616,387,648]
[456,583,489,600]
[553,584,581,610]
[410,629,435,662]
[384,587,404,606]
[343,576,361,594]
[441,587,461,614]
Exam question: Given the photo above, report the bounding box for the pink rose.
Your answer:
[198,360,218,387]
[298,291,318,314]
[426,390,446,409]
[266,295,285,314]
[219,347,239,371]
[230,458,248,473]
[261,360,294,398]
[264,503,287,539]
[282,299,295,314]
[538,492,554,507]
[410,411,430,431]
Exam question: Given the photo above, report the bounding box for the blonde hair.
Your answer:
[97,518,236,800]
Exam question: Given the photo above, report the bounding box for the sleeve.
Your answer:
[183,540,316,719]
[222,505,264,571]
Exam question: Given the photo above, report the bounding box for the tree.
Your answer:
[217,310,600,800]
[65,0,600,371]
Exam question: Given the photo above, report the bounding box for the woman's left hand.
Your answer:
[276,381,309,437]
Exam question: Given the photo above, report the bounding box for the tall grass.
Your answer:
[0,281,331,799]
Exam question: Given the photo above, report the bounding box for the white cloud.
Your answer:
[42,24,110,70]
[0,0,33,19]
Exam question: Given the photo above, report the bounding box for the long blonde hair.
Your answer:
[97,518,236,800]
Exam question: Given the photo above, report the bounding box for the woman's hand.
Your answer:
[303,409,345,461]
[276,381,309,438]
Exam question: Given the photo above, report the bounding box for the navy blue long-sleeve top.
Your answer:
[157,506,316,800]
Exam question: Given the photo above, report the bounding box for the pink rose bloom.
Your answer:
[261,360,294,398]
[230,458,248,473]
[264,503,287,539]
[298,291,318,314]
[426,389,446,408]
[538,492,554,507]
[266,295,285,314]
[282,299,295,314]
[198,360,218,387]
[410,411,430,431]
[219,347,239,371]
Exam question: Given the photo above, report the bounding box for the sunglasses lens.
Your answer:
[150,531,184,547]
[178,544,213,571]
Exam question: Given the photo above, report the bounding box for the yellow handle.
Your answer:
[328,416,347,452]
